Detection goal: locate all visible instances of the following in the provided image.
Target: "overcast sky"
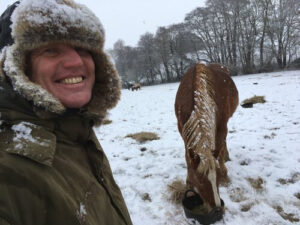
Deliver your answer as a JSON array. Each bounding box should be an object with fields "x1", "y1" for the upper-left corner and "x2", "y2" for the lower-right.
[{"x1": 0, "y1": 0, "x2": 205, "y2": 49}]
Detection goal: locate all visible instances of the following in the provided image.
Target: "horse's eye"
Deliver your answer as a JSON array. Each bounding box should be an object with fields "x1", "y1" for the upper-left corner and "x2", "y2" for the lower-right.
[
  {"x1": 189, "y1": 150, "x2": 201, "y2": 169},
  {"x1": 193, "y1": 154, "x2": 200, "y2": 165}
]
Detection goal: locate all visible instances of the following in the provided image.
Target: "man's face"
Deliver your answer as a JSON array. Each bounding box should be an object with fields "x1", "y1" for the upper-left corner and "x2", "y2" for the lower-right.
[{"x1": 29, "y1": 43, "x2": 95, "y2": 108}]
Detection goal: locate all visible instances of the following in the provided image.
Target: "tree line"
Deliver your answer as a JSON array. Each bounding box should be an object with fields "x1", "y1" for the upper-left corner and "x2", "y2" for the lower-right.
[{"x1": 109, "y1": 0, "x2": 300, "y2": 85}]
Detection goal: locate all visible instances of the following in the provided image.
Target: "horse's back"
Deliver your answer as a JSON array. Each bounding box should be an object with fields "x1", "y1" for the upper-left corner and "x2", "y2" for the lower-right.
[
  {"x1": 175, "y1": 62, "x2": 238, "y2": 134},
  {"x1": 207, "y1": 63, "x2": 239, "y2": 121},
  {"x1": 174, "y1": 66, "x2": 196, "y2": 134}
]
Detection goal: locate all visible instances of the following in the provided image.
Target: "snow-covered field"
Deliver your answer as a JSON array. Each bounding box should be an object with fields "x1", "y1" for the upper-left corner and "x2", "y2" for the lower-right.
[{"x1": 94, "y1": 70, "x2": 300, "y2": 225}]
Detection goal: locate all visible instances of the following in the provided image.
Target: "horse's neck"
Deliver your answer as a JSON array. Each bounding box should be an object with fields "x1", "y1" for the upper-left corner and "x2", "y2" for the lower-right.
[{"x1": 182, "y1": 65, "x2": 217, "y2": 174}]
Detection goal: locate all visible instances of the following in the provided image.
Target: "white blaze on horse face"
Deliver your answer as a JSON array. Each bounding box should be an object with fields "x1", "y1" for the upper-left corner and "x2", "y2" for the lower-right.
[{"x1": 207, "y1": 169, "x2": 221, "y2": 207}]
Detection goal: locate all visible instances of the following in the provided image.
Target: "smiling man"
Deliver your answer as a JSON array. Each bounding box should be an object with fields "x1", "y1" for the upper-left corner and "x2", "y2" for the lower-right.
[
  {"x1": 29, "y1": 44, "x2": 96, "y2": 108},
  {"x1": 0, "y1": 0, "x2": 132, "y2": 225}
]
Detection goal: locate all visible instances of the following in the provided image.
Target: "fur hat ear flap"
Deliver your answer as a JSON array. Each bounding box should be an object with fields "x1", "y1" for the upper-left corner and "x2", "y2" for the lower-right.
[
  {"x1": 0, "y1": 2, "x2": 20, "y2": 51},
  {"x1": 0, "y1": 47, "x2": 7, "y2": 81}
]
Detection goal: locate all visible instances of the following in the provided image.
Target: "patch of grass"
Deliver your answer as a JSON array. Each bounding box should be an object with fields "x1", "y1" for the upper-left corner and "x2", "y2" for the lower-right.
[
  {"x1": 143, "y1": 174, "x2": 152, "y2": 179},
  {"x1": 269, "y1": 127, "x2": 280, "y2": 130},
  {"x1": 229, "y1": 187, "x2": 248, "y2": 202},
  {"x1": 277, "y1": 172, "x2": 300, "y2": 185},
  {"x1": 167, "y1": 179, "x2": 188, "y2": 204},
  {"x1": 241, "y1": 95, "x2": 266, "y2": 108},
  {"x1": 277, "y1": 178, "x2": 287, "y2": 185},
  {"x1": 140, "y1": 147, "x2": 147, "y2": 152},
  {"x1": 126, "y1": 132, "x2": 160, "y2": 143},
  {"x1": 275, "y1": 206, "x2": 300, "y2": 223},
  {"x1": 123, "y1": 157, "x2": 131, "y2": 161},
  {"x1": 290, "y1": 172, "x2": 300, "y2": 183},
  {"x1": 142, "y1": 193, "x2": 152, "y2": 202},
  {"x1": 240, "y1": 159, "x2": 251, "y2": 166},
  {"x1": 102, "y1": 119, "x2": 112, "y2": 125},
  {"x1": 247, "y1": 177, "x2": 264, "y2": 191},
  {"x1": 263, "y1": 132, "x2": 276, "y2": 139},
  {"x1": 241, "y1": 203, "x2": 253, "y2": 212}
]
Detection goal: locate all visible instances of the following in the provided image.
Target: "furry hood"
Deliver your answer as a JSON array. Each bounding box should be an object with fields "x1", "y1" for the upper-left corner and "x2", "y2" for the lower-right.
[{"x1": 0, "y1": 0, "x2": 121, "y2": 120}]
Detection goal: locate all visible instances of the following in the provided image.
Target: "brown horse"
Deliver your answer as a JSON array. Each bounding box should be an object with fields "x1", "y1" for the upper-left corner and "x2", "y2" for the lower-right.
[
  {"x1": 131, "y1": 83, "x2": 141, "y2": 91},
  {"x1": 175, "y1": 62, "x2": 238, "y2": 215}
]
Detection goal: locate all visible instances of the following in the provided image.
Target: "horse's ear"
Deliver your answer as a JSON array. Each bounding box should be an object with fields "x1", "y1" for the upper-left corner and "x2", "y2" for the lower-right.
[{"x1": 189, "y1": 149, "x2": 200, "y2": 169}]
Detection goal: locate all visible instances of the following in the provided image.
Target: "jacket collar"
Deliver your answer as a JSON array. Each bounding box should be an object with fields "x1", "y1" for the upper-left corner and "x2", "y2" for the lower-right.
[
  {"x1": 0, "y1": 120, "x2": 57, "y2": 167},
  {"x1": 0, "y1": 82, "x2": 93, "y2": 166}
]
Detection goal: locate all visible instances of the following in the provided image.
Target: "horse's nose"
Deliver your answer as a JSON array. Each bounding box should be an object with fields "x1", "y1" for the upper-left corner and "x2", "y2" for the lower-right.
[
  {"x1": 208, "y1": 199, "x2": 225, "y2": 222},
  {"x1": 210, "y1": 206, "x2": 223, "y2": 219}
]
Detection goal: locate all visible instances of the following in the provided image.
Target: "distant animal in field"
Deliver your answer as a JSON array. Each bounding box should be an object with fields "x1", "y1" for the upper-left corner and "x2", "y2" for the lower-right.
[
  {"x1": 131, "y1": 83, "x2": 141, "y2": 91},
  {"x1": 174, "y1": 62, "x2": 238, "y2": 217},
  {"x1": 123, "y1": 81, "x2": 134, "y2": 90}
]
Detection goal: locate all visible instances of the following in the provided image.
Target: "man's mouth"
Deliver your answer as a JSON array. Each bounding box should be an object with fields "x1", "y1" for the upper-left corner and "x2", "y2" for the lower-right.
[{"x1": 60, "y1": 76, "x2": 83, "y2": 84}]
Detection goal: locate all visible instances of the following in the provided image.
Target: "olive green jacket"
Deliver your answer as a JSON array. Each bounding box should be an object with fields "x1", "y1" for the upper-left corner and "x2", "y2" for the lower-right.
[{"x1": 0, "y1": 82, "x2": 132, "y2": 225}]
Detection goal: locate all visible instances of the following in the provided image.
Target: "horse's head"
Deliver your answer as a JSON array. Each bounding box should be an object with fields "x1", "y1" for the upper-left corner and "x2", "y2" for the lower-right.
[{"x1": 185, "y1": 147, "x2": 224, "y2": 215}]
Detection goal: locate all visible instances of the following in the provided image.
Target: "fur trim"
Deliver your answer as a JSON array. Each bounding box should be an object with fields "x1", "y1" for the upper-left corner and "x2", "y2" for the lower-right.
[
  {"x1": 0, "y1": 47, "x2": 7, "y2": 81},
  {"x1": 0, "y1": 0, "x2": 121, "y2": 119}
]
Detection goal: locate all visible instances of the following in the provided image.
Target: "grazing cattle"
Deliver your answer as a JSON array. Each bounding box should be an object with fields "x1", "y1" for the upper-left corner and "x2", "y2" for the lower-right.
[
  {"x1": 175, "y1": 62, "x2": 238, "y2": 215},
  {"x1": 131, "y1": 83, "x2": 141, "y2": 91}
]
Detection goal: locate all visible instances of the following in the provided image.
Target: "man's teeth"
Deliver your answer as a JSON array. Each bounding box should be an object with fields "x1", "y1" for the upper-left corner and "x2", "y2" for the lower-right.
[{"x1": 61, "y1": 77, "x2": 83, "y2": 84}]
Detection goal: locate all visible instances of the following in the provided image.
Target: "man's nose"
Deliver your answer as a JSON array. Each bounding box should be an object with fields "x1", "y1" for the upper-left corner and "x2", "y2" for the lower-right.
[{"x1": 61, "y1": 48, "x2": 84, "y2": 68}]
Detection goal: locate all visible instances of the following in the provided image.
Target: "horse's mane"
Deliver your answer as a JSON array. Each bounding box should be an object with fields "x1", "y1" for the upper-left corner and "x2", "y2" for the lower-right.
[{"x1": 182, "y1": 64, "x2": 217, "y2": 175}]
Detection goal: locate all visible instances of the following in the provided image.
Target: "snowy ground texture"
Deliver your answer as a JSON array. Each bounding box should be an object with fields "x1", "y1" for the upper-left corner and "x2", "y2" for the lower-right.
[{"x1": 94, "y1": 70, "x2": 300, "y2": 225}]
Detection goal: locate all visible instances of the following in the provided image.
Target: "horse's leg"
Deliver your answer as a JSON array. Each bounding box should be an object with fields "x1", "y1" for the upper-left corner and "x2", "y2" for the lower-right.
[{"x1": 215, "y1": 124, "x2": 230, "y2": 184}]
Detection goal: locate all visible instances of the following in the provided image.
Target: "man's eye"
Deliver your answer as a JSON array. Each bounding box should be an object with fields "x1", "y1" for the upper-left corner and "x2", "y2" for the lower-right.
[
  {"x1": 43, "y1": 48, "x2": 59, "y2": 55},
  {"x1": 75, "y1": 48, "x2": 91, "y2": 57}
]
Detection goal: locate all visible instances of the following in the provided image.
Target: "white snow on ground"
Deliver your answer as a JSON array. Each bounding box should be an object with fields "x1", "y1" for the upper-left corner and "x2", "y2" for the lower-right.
[{"x1": 94, "y1": 70, "x2": 300, "y2": 225}]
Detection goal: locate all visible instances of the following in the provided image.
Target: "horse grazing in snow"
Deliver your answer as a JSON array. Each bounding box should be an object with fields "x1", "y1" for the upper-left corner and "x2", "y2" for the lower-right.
[
  {"x1": 131, "y1": 83, "x2": 141, "y2": 91},
  {"x1": 175, "y1": 62, "x2": 238, "y2": 215}
]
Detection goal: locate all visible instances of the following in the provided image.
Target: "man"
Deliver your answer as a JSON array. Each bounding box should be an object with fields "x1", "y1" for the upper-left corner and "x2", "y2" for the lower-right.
[{"x1": 0, "y1": 0, "x2": 132, "y2": 224}]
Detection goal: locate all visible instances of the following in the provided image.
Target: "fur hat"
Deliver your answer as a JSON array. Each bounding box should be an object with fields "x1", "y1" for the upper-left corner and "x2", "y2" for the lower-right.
[{"x1": 0, "y1": 0, "x2": 121, "y2": 119}]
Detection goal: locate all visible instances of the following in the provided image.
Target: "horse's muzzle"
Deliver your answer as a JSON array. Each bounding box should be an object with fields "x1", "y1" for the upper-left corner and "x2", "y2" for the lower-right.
[{"x1": 182, "y1": 189, "x2": 224, "y2": 225}]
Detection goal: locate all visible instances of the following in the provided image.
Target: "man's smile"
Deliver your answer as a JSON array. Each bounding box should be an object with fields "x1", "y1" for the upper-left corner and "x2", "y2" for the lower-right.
[{"x1": 59, "y1": 76, "x2": 84, "y2": 84}]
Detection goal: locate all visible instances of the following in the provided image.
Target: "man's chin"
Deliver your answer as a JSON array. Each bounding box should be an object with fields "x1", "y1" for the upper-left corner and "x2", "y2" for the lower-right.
[{"x1": 58, "y1": 94, "x2": 92, "y2": 109}]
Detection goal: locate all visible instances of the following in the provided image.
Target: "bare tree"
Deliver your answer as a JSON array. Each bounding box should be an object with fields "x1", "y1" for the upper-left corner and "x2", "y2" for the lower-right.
[
  {"x1": 185, "y1": 7, "x2": 220, "y2": 63},
  {"x1": 111, "y1": 40, "x2": 140, "y2": 83},
  {"x1": 110, "y1": 0, "x2": 300, "y2": 82},
  {"x1": 138, "y1": 33, "x2": 160, "y2": 84},
  {"x1": 111, "y1": 40, "x2": 130, "y2": 80},
  {"x1": 266, "y1": 0, "x2": 300, "y2": 68},
  {"x1": 155, "y1": 27, "x2": 173, "y2": 82},
  {"x1": 168, "y1": 23, "x2": 195, "y2": 80}
]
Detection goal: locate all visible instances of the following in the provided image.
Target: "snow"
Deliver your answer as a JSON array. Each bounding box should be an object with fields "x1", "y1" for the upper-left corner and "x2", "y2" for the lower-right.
[
  {"x1": 11, "y1": 122, "x2": 51, "y2": 149},
  {"x1": 77, "y1": 203, "x2": 87, "y2": 220},
  {"x1": 11, "y1": 0, "x2": 104, "y2": 37},
  {"x1": 12, "y1": 121, "x2": 37, "y2": 144},
  {"x1": 94, "y1": 70, "x2": 300, "y2": 225}
]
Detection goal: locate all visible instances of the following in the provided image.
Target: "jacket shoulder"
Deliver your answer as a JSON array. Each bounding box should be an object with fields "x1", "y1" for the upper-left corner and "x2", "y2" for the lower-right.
[
  {"x1": 0, "y1": 217, "x2": 11, "y2": 225},
  {"x1": 0, "y1": 121, "x2": 56, "y2": 166}
]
